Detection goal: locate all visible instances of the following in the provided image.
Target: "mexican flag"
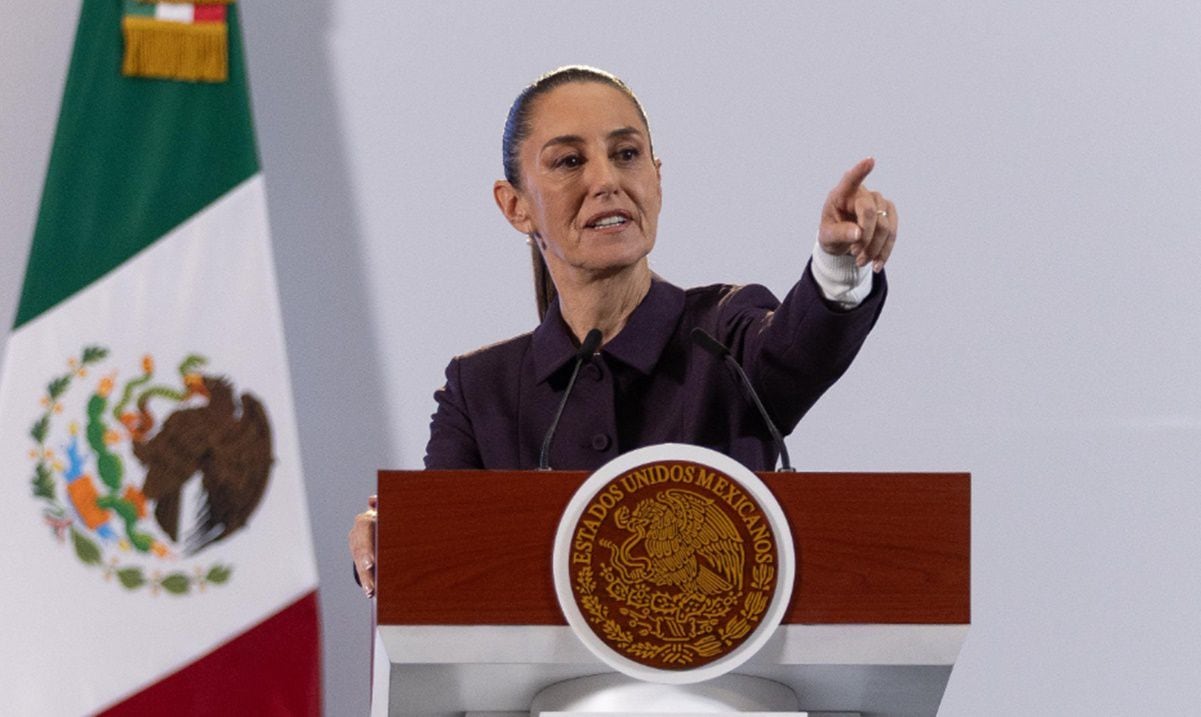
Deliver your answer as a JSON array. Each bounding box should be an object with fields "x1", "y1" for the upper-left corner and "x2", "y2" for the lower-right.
[{"x1": 0, "y1": 1, "x2": 321, "y2": 714}]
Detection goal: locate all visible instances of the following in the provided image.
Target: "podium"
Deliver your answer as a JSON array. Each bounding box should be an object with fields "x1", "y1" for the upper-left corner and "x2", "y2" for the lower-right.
[{"x1": 374, "y1": 470, "x2": 969, "y2": 717}]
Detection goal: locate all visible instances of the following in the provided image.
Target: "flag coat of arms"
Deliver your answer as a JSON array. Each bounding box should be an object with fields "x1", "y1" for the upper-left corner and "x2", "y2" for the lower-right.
[{"x1": 0, "y1": 1, "x2": 321, "y2": 713}]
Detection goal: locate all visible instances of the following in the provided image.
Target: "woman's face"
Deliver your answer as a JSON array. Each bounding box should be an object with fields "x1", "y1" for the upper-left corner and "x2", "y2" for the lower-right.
[{"x1": 500, "y1": 82, "x2": 662, "y2": 283}]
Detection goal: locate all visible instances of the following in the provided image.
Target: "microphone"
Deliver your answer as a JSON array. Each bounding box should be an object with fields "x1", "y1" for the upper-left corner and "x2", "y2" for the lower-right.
[
  {"x1": 690, "y1": 327, "x2": 794, "y2": 472},
  {"x1": 539, "y1": 328, "x2": 603, "y2": 470}
]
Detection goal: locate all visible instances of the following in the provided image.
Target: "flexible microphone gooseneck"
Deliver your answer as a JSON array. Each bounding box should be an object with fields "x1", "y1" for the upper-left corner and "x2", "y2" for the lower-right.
[
  {"x1": 690, "y1": 327, "x2": 794, "y2": 472},
  {"x1": 539, "y1": 328, "x2": 603, "y2": 470}
]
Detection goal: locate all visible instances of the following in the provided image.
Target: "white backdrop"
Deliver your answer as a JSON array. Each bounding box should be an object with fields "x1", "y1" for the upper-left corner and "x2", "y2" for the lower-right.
[{"x1": 3, "y1": 2, "x2": 1200, "y2": 714}]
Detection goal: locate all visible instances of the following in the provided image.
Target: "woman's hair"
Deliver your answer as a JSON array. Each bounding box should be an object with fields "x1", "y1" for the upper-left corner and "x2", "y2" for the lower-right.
[{"x1": 501, "y1": 66, "x2": 651, "y2": 321}]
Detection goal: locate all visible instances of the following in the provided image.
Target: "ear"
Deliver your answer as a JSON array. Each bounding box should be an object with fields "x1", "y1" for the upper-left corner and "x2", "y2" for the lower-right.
[
  {"x1": 493, "y1": 180, "x2": 535, "y2": 235},
  {"x1": 654, "y1": 156, "x2": 663, "y2": 197}
]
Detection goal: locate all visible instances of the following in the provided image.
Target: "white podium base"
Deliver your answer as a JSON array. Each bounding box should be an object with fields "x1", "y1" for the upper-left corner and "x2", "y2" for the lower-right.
[
  {"x1": 381, "y1": 624, "x2": 964, "y2": 716},
  {"x1": 530, "y1": 673, "x2": 799, "y2": 715}
]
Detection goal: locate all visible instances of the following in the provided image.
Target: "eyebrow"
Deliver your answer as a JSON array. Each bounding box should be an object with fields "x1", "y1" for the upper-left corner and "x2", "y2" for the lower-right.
[{"x1": 540, "y1": 126, "x2": 645, "y2": 152}]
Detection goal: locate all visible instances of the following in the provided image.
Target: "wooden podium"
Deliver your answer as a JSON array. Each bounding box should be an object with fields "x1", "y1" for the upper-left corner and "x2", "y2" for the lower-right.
[{"x1": 374, "y1": 470, "x2": 969, "y2": 717}]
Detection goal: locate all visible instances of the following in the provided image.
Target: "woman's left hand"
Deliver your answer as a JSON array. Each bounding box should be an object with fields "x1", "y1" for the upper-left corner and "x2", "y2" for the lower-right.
[
  {"x1": 817, "y1": 157, "x2": 898, "y2": 273},
  {"x1": 348, "y1": 494, "x2": 378, "y2": 598}
]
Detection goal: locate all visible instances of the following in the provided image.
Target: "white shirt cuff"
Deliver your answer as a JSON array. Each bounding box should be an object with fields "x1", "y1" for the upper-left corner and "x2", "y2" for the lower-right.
[{"x1": 810, "y1": 239, "x2": 873, "y2": 309}]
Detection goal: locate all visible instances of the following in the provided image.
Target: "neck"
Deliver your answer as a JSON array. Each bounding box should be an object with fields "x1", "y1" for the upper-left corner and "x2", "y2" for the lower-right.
[{"x1": 554, "y1": 261, "x2": 652, "y2": 346}]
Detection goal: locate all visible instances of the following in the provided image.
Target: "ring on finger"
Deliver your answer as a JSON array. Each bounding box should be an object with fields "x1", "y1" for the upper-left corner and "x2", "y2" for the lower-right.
[{"x1": 876, "y1": 209, "x2": 888, "y2": 218}]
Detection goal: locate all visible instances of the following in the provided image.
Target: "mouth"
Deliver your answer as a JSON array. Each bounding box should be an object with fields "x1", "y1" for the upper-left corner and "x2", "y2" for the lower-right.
[{"x1": 583, "y1": 210, "x2": 634, "y2": 230}]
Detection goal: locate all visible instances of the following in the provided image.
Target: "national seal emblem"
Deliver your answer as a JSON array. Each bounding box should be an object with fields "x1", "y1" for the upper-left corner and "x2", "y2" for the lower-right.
[
  {"x1": 27, "y1": 346, "x2": 273, "y2": 595},
  {"x1": 554, "y1": 444, "x2": 795, "y2": 683}
]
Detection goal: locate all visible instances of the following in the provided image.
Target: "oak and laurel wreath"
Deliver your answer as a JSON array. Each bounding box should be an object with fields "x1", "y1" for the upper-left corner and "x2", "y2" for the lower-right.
[
  {"x1": 29, "y1": 345, "x2": 232, "y2": 595},
  {"x1": 574, "y1": 562, "x2": 774, "y2": 666}
]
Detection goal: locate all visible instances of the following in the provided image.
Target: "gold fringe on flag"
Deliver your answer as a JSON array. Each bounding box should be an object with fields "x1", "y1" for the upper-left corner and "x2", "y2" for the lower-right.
[{"x1": 122, "y1": 16, "x2": 228, "y2": 83}]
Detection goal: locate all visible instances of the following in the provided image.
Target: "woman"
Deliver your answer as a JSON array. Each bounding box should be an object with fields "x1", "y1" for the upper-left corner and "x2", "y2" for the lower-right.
[{"x1": 350, "y1": 66, "x2": 897, "y2": 597}]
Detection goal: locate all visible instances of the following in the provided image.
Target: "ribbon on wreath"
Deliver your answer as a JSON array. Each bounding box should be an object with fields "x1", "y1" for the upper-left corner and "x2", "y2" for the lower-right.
[{"x1": 122, "y1": 0, "x2": 236, "y2": 83}]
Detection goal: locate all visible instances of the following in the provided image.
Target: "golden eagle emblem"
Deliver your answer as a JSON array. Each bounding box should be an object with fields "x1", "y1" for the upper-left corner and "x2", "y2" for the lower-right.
[
  {"x1": 608, "y1": 489, "x2": 744, "y2": 597},
  {"x1": 568, "y1": 460, "x2": 780, "y2": 670}
]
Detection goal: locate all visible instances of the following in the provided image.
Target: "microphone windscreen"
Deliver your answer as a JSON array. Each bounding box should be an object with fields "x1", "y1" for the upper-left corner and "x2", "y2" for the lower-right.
[
  {"x1": 578, "y1": 328, "x2": 603, "y2": 358},
  {"x1": 690, "y1": 327, "x2": 729, "y2": 358}
]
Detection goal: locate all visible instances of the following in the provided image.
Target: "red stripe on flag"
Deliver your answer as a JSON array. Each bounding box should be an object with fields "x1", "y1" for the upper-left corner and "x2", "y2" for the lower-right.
[
  {"x1": 193, "y1": 5, "x2": 228, "y2": 22},
  {"x1": 98, "y1": 592, "x2": 322, "y2": 716}
]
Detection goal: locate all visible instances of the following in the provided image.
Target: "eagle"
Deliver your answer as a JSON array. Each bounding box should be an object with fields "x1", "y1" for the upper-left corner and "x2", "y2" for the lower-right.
[
  {"x1": 610, "y1": 488, "x2": 745, "y2": 596},
  {"x1": 132, "y1": 375, "x2": 273, "y2": 555}
]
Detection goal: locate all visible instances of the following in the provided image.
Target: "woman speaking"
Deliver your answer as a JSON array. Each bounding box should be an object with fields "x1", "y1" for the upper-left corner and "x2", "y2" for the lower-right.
[{"x1": 350, "y1": 66, "x2": 898, "y2": 596}]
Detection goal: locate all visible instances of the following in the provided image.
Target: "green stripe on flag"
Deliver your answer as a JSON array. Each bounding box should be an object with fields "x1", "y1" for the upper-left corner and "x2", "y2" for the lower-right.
[
  {"x1": 122, "y1": 0, "x2": 154, "y2": 18},
  {"x1": 16, "y1": 0, "x2": 258, "y2": 329}
]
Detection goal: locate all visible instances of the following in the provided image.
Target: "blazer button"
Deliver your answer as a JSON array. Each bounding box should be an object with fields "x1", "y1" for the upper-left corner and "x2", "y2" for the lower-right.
[{"x1": 590, "y1": 433, "x2": 611, "y2": 451}]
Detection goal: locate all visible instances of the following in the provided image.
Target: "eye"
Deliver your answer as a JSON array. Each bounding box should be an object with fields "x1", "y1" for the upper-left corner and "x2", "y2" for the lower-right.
[
  {"x1": 554, "y1": 154, "x2": 583, "y2": 169},
  {"x1": 615, "y1": 147, "x2": 640, "y2": 162}
]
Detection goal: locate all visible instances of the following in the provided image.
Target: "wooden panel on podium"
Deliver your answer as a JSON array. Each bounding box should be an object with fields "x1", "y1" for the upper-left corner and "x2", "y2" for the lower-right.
[{"x1": 377, "y1": 471, "x2": 969, "y2": 626}]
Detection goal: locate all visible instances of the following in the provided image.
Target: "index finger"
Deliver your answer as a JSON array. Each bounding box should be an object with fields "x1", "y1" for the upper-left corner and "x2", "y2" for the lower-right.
[{"x1": 830, "y1": 157, "x2": 876, "y2": 201}]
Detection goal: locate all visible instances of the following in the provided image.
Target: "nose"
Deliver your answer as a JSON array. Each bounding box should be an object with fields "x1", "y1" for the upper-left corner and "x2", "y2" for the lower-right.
[{"x1": 585, "y1": 156, "x2": 620, "y2": 197}]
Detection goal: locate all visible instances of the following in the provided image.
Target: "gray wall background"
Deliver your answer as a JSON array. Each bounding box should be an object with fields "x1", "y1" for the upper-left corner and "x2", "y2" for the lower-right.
[{"x1": 3, "y1": 2, "x2": 1199, "y2": 714}]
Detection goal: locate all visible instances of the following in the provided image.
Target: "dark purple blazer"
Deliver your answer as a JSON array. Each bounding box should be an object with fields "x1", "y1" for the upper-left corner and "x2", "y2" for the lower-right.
[{"x1": 425, "y1": 264, "x2": 886, "y2": 472}]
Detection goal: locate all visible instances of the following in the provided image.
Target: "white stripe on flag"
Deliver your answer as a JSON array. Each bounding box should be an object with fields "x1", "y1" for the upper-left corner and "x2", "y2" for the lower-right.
[{"x1": 155, "y1": 3, "x2": 195, "y2": 23}]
